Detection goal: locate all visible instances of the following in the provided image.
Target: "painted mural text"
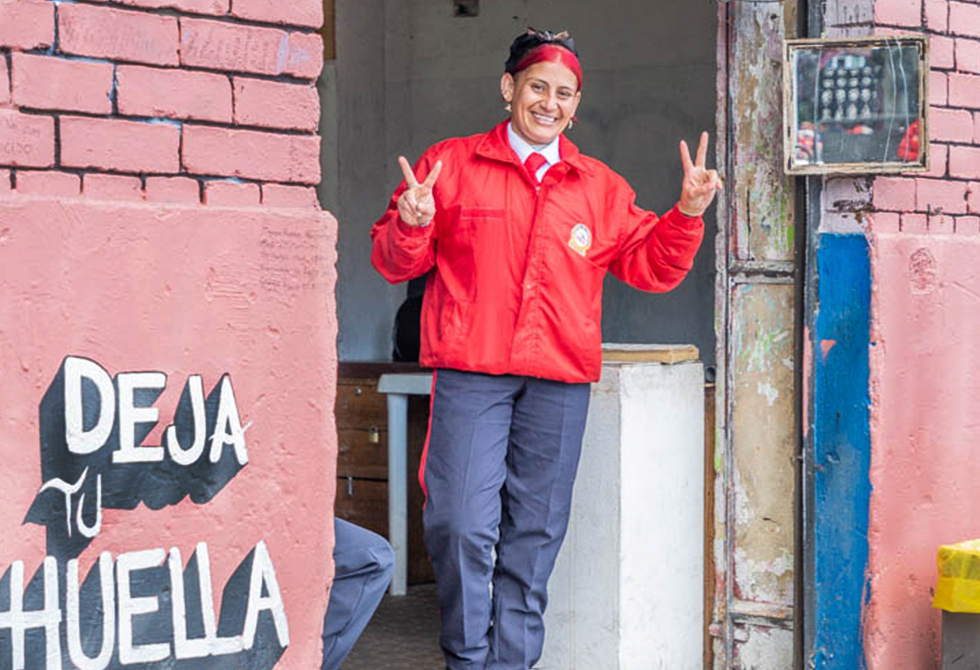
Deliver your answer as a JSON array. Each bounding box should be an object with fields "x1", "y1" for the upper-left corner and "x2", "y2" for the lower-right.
[
  {"x1": 32, "y1": 356, "x2": 249, "y2": 544},
  {"x1": 0, "y1": 540, "x2": 288, "y2": 669}
]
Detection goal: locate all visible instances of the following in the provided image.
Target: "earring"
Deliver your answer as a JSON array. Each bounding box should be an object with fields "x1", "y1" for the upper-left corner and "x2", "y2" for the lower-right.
[
  {"x1": 567, "y1": 119, "x2": 574, "y2": 130},
  {"x1": 505, "y1": 103, "x2": 512, "y2": 113}
]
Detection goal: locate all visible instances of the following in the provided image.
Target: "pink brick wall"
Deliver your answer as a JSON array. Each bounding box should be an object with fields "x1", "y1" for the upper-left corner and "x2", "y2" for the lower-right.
[
  {"x1": 0, "y1": 0, "x2": 323, "y2": 207},
  {"x1": 867, "y1": 0, "x2": 980, "y2": 233}
]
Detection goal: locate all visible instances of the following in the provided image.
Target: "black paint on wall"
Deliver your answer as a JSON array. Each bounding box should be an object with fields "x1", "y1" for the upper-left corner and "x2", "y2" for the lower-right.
[{"x1": 24, "y1": 358, "x2": 246, "y2": 560}]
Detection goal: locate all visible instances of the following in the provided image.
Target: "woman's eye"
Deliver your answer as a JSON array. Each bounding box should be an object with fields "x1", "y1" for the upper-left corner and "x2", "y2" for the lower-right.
[{"x1": 532, "y1": 84, "x2": 545, "y2": 92}]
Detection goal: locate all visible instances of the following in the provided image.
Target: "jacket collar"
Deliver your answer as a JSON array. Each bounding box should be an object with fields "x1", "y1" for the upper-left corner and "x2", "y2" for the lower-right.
[{"x1": 476, "y1": 121, "x2": 592, "y2": 176}]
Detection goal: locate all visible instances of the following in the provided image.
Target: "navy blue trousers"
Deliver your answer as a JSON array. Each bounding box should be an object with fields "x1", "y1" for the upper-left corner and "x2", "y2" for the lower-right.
[
  {"x1": 321, "y1": 518, "x2": 394, "y2": 670},
  {"x1": 422, "y1": 369, "x2": 590, "y2": 670}
]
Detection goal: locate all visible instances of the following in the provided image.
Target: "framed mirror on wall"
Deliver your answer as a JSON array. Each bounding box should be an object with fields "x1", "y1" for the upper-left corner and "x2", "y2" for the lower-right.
[{"x1": 783, "y1": 35, "x2": 929, "y2": 175}]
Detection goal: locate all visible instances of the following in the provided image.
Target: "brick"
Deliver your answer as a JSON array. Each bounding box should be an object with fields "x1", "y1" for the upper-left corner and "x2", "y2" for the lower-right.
[
  {"x1": 182, "y1": 125, "x2": 320, "y2": 184},
  {"x1": 59, "y1": 4, "x2": 179, "y2": 66},
  {"x1": 902, "y1": 212, "x2": 929, "y2": 232},
  {"x1": 284, "y1": 32, "x2": 323, "y2": 79},
  {"x1": 15, "y1": 170, "x2": 80, "y2": 196},
  {"x1": 0, "y1": 110, "x2": 54, "y2": 168},
  {"x1": 929, "y1": 213, "x2": 955, "y2": 233},
  {"x1": 83, "y1": 173, "x2": 144, "y2": 202},
  {"x1": 951, "y1": 2, "x2": 980, "y2": 37},
  {"x1": 869, "y1": 211, "x2": 901, "y2": 233},
  {"x1": 957, "y1": 37, "x2": 980, "y2": 73},
  {"x1": 926, "y1": 0, "x2": 949, "y2": 30},
  {"x1": 930, "y1": 71, "x2": 948, "y2": 106},
  {"x1": 61, "y1": 116, "x2": 180, "y2": 174},
  {"x1": 0, "y1": 169, "x2": 10, "y2": 192},
  {"x1": 117, "y1": 65, "x2": 232, "y2": 123},
  {"x1": 233, "y1": 78, "x2": 319, "y2": 131},
  {"x1": 925, "y1": 142, "x2": 948, "y2": 178},
  {"x1": 932, "y1": 35, "x2": 956, "y2": 69},
  {"x1": 0, "y1": 54, "x2": 8, "y2": 106},
  {"x1": 971, "y1": 182, "x2": 980, "y2": 213},
  {"x1": 956, "y1": 214, "x2": 980, "y2": 232},
  {"x1": 0, "y1": 0, "x2": 54, "y2": 50},
  {"x1": 145, "y1": 176, "x2": 200, "y2": 204},
  {"x1": 262, "y1": 183, "x2": 318, "y2": 208},
  {"x1": 873, "y1": 176, "x2": 918, "y2": 211},
  {"x1": 204, "y1": 180, "x2": 259, "y2": 206},
  {"x1": 930, "y1": 106, "x2": 975, "y2": 141},
  {"x1": 11, "y1": 53, "x2": 112, "y2": 114},
  {"x1": 916, "y1": 177, "x2": 969, "y2": 213},
  {"x1": 180, "y1": 18, "x2": 322, "y2": 79},
  {"x1": 874, "y1": 0, "x2": 923, "y2": 26},
  {"x1": 823, "y1": 177, "x2": 873, "y2": 211},
  {"x1": 114, "y1": 0, "x2": 228, "y2": 16},
  {"x1": 976, "y1": 112, "x2": 980, "y2": 142},
  {"x1": 950, "y1": 146, "x2": 980, "y2": 178},
  {"x1": 230, "y1": 0, "x2": 323, "y2": 28},
  {"x1": 949, "y1": 72, "x2": 980, "y2": 107}
]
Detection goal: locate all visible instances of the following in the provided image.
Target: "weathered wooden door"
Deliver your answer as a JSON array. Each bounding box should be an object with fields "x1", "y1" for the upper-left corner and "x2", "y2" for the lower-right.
[{"x1": 712, "y1": 1, "x2": 801, "y2": 667}]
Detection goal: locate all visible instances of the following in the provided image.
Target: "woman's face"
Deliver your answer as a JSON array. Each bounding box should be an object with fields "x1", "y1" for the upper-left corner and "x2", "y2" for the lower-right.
[{"x1": 501, "y1": 60, "x2": 581, "y2": 146}]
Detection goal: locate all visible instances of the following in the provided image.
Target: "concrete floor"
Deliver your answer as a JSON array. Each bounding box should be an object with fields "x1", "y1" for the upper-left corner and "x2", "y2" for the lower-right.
[{"x1": 342, "y1": 583, "x2": 445, "y2": 669}]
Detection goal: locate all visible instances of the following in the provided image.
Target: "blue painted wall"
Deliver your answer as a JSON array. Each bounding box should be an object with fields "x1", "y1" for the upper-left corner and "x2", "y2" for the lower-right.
[{"x1": 812, "y1": 233, "x2": 872, "y2": 668}]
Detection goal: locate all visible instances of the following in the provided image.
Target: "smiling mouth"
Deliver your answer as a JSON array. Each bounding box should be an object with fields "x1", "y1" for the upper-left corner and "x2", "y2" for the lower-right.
[{"x1": 532, "y1": 112, "x2": 558, "y2": 126}]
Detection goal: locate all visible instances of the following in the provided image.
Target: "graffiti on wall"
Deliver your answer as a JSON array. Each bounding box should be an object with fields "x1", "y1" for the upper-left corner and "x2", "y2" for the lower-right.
[{"x1": 1, "y1": 356, "x2": 289, "y2": 669}]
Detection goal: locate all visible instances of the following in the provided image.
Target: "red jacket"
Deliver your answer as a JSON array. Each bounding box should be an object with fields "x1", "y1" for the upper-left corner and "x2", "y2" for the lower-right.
[{"x1": 371, "y1": 122, "x2": 704, "y2": 383}]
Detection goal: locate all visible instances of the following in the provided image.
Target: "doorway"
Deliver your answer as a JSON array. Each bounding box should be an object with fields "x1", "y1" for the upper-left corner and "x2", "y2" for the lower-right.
[{"x1": 319, "y1": 0, "x2": 720, "y2": 666}]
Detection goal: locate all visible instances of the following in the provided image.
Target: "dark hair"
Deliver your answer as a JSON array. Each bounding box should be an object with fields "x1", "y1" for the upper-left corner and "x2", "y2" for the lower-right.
[{"x1": 504, "y1": 28, "x2": 578, "y2": 75}]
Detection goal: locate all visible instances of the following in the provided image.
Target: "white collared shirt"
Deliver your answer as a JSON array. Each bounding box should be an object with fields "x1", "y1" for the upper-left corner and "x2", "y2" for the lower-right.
[{"x1": 507, "y1": 122, "x2": 561, "y2": 183}]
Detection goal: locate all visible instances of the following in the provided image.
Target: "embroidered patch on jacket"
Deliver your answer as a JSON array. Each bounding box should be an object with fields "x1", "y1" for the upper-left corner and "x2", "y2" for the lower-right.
[{"x1": 568, "y1": 223, "x2": 592, "y2": 257}]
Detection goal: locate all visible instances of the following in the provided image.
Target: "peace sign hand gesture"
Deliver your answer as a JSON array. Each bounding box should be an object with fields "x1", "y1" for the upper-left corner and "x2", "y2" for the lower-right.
[
  {"x1": 678, "y1": 132, "x2": 723, "y2": 218},
  {"x1": 397, "y1": 156, "x2": 443, "y2": 227}
]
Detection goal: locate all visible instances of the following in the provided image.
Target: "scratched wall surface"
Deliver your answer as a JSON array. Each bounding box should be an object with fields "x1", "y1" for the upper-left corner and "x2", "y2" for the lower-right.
[
  {"x1": 730, "y1": 283, "x2": 796, "y2": 608},
  {"x1": 0, "y1": 197, "x2": 338, "y2": 669},
  {"x1": 864, "y1": 235, "x2": 980, "y2": 670},
  {"x1": 730, "y1": 6, "x2": 797, "y2": 263},
  {"x1": 717, "y1": 0, "x2": 799, "y2": 666}
]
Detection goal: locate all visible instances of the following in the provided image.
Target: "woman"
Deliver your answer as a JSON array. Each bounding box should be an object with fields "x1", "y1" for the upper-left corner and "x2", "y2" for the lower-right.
[{"x1": 371, "y1": 29, "x2": 721, "y2": 670}]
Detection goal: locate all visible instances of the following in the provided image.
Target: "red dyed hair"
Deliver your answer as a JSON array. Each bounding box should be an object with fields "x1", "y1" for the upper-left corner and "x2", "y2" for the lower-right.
[{"x1": 514, "y1": 45, "x2": 583, "y2": 90}]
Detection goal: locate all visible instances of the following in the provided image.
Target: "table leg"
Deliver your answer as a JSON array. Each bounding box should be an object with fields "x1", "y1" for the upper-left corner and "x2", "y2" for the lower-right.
[{"x1": 386, "y1": 393, "x2": 408, "y2": 596}]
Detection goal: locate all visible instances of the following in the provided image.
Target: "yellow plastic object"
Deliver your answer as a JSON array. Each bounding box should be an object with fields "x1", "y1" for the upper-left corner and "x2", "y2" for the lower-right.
[{"x1": 934, "y1": 539, "x2": 980, "y2": 613}]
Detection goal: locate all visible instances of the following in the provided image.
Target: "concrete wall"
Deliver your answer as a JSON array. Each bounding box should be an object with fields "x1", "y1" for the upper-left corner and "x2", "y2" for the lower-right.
[
  {"x1": 543, "y1": 356, "x2": 704, "y2": 669},
  {"x1": 0, "y1": 1, "x2": 338, "y2": 666},
  {"x1": 334, "y1": 0, "x2": 718, "y2": 366},
  {"x1": 810, "y1": 0, "x2": 980, "y2": 667}
]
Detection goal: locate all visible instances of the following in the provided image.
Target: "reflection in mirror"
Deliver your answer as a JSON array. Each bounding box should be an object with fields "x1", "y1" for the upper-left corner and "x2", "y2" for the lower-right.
[{"x1": 786, "y1": 37, "x2": 927, "y2": 174}]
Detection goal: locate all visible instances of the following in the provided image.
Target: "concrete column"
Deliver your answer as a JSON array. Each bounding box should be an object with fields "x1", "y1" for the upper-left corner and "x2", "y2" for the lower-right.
[{"x1": 541, "y1": 345, "x2": 704, "y2": 670}]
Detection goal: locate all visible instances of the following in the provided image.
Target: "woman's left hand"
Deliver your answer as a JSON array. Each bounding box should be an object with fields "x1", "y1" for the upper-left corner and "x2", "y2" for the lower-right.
[{"x1": 678, "y1": 131, "x2": 723, "y2": 217}]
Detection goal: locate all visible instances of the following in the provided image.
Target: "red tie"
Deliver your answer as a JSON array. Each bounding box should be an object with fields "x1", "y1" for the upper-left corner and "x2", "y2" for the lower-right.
[{"x1": 524, "y1": 152, "x2": 547, "y2": 184}]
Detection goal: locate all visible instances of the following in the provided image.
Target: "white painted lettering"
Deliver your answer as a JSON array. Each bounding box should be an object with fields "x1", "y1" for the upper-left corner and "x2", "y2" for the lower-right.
[
  {"x1": 113, "y1": 372, "x2": 166, "y2": 464},
  {"x1": 0, "y1": 558, "x2": 63, "y2": 670},
  {"x1": 164, "y1": 375, "x2": 207, "y2": 466},
  {"x1": 241, "y1": 541, "x2": 289, "y2": 650},
  {"x1": 209, "y1": 376, "x2": 249, "y2": 465},
  {"x1": 66, "y1": 553, "x2": 115, "y2": 670},
  {"x1": 117, "y1": 548, "x2": 170, "y2": 664},
  {"x1": 169, "y1": 543, "x2": 243, "y2": 659},
  {"x1": 65, "y1": 357, "x2": 115, "y2": 455}
]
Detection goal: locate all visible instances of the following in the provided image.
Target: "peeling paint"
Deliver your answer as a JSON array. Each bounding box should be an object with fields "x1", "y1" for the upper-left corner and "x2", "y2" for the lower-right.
[
  {"x1": 731, "y1": 283, "x2": 796, "y2": 607},
  {"x1": 733, "y1": 625, "x2": 795, "y2": 670},
  {"x1": 756, "y1": 380, "x2": 780, "y2": 406}
]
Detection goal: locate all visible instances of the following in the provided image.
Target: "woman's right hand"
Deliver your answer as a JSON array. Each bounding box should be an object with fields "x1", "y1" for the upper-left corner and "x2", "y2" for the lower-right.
[{"x1": 397, "y1": 156, "x2": 443, "y2": 226}]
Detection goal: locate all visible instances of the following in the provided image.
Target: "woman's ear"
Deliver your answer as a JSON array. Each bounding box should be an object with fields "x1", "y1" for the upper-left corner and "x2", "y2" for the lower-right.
[{"x1": 500, "y1": 72, "x2": 515, "y2": 102}]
